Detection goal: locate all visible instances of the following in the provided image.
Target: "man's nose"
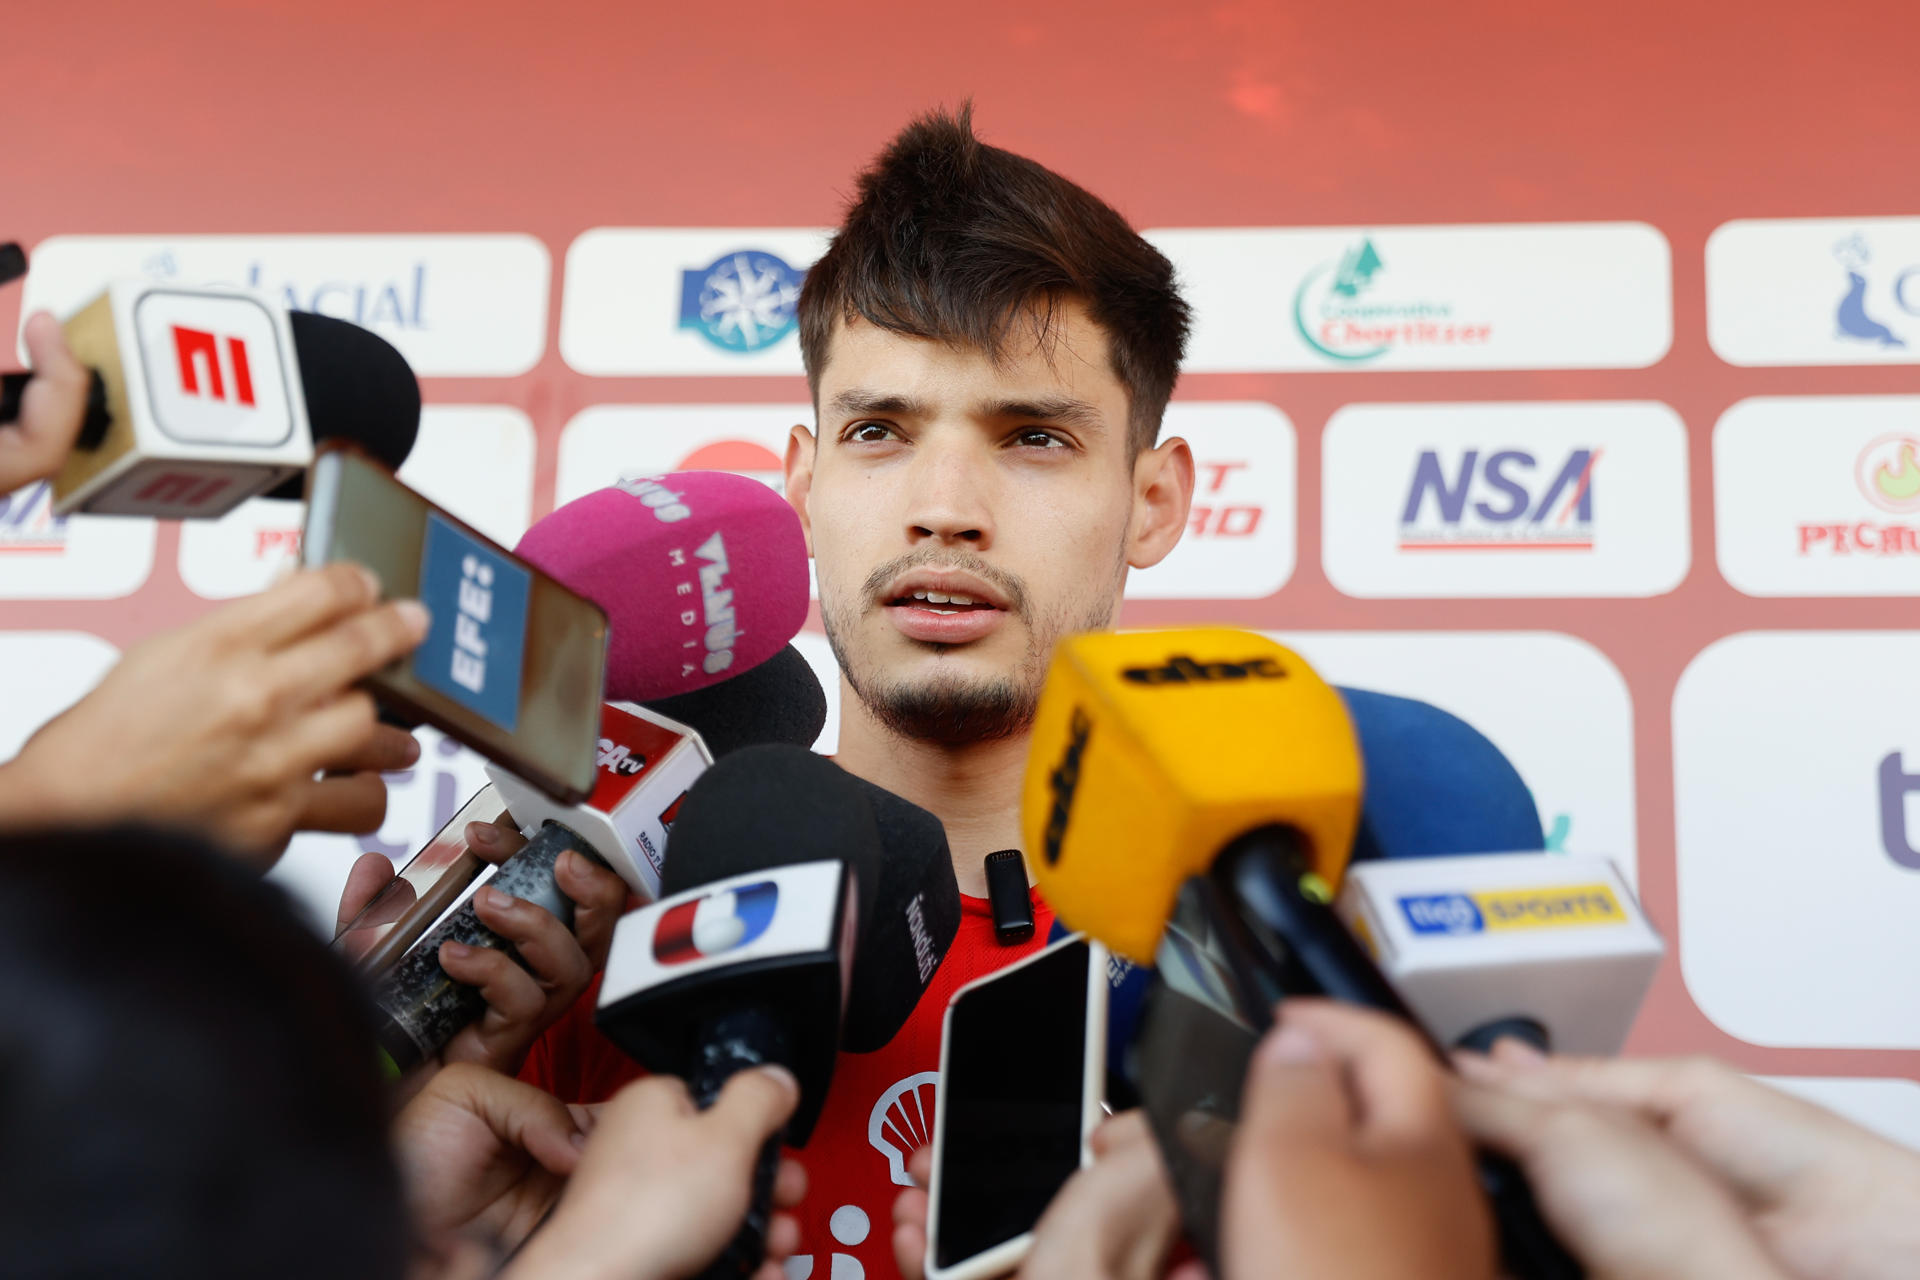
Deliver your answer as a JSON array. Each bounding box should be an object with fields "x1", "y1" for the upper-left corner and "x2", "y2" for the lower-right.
[{"x1": 902, "y1": 439, "x2": 995, "y2": 549}]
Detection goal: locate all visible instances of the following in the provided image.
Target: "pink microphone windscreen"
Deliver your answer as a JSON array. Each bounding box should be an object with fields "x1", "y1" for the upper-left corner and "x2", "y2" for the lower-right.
[{"x1": 515, "y1": 472, "x2": 810, "y2": 701}]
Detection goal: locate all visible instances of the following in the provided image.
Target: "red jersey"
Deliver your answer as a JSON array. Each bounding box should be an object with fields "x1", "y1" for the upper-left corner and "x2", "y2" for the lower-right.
[{"x1": 521, "y1": 886, "x2": 1055, "y2": 1280}]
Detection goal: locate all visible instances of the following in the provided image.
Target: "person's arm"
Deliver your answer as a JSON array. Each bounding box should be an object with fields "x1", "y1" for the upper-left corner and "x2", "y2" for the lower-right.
[
  {"x1": 337, "y1": 816, "x2": 629, "y2": 1081},
  {"x1": 0, "y1": 312, "x2": 90, "y2": 493},
  {"x1": 502, "y1": 1067, "x2": 808, "y2": 1280},
  {"x1": 1457, "y1": 1043, "x2": 1920, "y2": 1280},
  {"x1": 1221, "y1": 999, "x2": 1495, "y2": 1280},
  {"x1": 0, "y1": 562, "x2": 428, "y2": 867}
]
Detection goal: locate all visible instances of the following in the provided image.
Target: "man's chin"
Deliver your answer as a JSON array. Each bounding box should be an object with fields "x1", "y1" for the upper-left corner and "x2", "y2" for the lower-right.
[{"x1": 858, "y1": 668, "x2": 1037, "y2": 747}]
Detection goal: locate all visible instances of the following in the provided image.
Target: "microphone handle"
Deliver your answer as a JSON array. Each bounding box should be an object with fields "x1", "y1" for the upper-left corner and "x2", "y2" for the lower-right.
[
  {"x1": 688, "y1": 1006, "x2": 792, "y2": 1280},
  {"x1": 0, "y1": 367, "x2": 114, "y2": 449},
  {"x1": 1210, "y1": 828, "x2": 1585, "y2": 1280},
  {"x1": 368, "y1": 821, "x2": 589, "y2": 1072}
]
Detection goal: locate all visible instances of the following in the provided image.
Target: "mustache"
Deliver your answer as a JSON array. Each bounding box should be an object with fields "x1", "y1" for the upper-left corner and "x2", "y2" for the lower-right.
[{"x1": 862, "y1": 550, "x2": 1029, "y2": 622}]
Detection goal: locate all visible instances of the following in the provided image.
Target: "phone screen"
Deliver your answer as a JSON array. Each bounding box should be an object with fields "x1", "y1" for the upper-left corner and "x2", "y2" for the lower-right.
[
  {"x1": 933, "y1": 938, "x2": 1091, "y2": 1270},
  {"x1": 303, "y1": 446, "x2": 607, "y2": 801}
]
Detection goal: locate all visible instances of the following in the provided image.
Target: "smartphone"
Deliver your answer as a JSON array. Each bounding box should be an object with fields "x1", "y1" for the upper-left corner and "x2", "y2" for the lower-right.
[
  {"x1": 924, "y1": 934, "x2": 1109, "y2": 1280},
  {"x1": 302, "y1": 444, "x2": 608, "y2": 803},
  {"x1": 333, "y1": 784, "x2": 509, "y2": 976}
]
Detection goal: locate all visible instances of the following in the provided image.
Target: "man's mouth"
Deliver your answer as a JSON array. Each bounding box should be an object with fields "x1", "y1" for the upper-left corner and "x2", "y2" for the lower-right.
[{"x1": 886, "y1": 590, "x2": 1002, "y2": 616}]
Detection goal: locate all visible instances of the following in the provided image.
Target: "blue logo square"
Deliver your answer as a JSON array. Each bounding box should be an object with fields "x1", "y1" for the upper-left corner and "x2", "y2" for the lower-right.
[
  {"x1": 414, "y1": 513, "x2": 529, "y2": 732},
  {"x1": 1398, "y1": 893, "x2": 1485, "y2": 936}
]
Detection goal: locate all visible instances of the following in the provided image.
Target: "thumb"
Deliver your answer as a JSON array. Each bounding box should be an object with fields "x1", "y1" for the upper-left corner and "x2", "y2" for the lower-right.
[
  {"x1": 707, "y1": 1065, "x2": 801, "y2": 1152},
  {"x1": 1450, "y1": 1077, "x2": 1549, "y2": 1162},
  {"x1": 1237, "y1": 1020, "x2": 1353, "y2": 1151},
  {"x1": 21, "y1": 312, "x2": 85, "y2": 387}
]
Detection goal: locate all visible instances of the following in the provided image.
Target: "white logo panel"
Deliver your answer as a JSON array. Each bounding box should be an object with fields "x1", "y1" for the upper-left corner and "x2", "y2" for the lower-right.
[
  {"x1": 1130, "y1": 403, "x2": 1294, "y2": 599},
  {"x1": 1323, "y1": 402, "x2": 1691, "y2": 598},
  {"x1": 22, "y1": 234, "x2": 548, "y2": 376},
  {"x1": 1715, "y1": 396, "x2": 1920, "y2": 596},
  {"x1": 0, "y1": 481, "x2": 154, "y2": 599},
  {"x1": 1674, "y1": 633, "x2": 1920, "y2": 1047},
  {"x1": 560, "y1": 229, "x2": 830, "y2": 376},
  {"x1": 134, "y1": 289, "x2": 295, "y2": 446},
  {"x1": 1707, "y1": 219, "x2": 1920, "y2": 366},
  {"x1": 1150, "y1": 223, "x2": 1671, "y2": 372},
  {"x1": 1271, "y1": 631, "x2": 1638, "y2": 886},
  {"x1": 0, "y1": 632, "x2": 120, "y2": 761},
  {"x1": 179, "y1": 406, "x2": 536, "y2": 599}
]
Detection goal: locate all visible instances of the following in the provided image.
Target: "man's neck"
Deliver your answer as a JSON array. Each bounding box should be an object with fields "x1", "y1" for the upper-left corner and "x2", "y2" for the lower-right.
[{"x1": 831, "y1": 677, "x2": 1033, "y2": 898}]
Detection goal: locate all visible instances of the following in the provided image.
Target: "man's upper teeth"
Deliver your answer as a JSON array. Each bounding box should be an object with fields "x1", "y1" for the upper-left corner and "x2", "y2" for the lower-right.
[{"x1": 911, "y1": 590, "x2": 977, "y2": 605}]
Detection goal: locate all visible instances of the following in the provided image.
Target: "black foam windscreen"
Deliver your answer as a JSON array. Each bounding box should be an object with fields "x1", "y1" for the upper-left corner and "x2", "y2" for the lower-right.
[
  {"x1": 840, "y1": 775, "x2": 962, "y2": 1053},
  {"x1": 639, "y1": 644, "x2": 827, "y2": 756},
  {"x1": 660, "y1": 744, "x2": 881, "y2": 936},
  {"x1": 262, "y1": 310, "x2": 421, "y2": 500}
]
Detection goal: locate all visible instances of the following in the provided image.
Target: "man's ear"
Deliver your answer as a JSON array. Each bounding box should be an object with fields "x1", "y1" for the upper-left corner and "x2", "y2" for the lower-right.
[
  {"x1": 783, "y1": 423, "x2": 817, "y2": 556},
  {"x1": 1127, "y1": 435, "x2": 1194, "y2": 570}
]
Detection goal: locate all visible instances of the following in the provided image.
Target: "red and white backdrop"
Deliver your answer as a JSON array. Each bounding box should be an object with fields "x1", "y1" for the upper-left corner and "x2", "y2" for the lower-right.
[{"x1": 6, "y1": 1, "x2": 1920, "y2": 1134}]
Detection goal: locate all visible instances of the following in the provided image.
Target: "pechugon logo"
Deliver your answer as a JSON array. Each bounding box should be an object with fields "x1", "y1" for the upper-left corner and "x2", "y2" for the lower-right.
[
  {"x1": 678, "y1": 250, "x2": 806, "y2": 353},
  {"x1": 1291, "y1": 237, "x2": 1491, "y2": 365},
  {"x1": 1857, "y1": 435, "x2": 1920, "y2": 515}
]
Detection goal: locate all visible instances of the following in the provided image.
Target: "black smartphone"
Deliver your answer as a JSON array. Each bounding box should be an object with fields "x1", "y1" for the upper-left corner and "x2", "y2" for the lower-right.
[{"x1": 302, "y1": 443, "x2": 607, "y2": 803}]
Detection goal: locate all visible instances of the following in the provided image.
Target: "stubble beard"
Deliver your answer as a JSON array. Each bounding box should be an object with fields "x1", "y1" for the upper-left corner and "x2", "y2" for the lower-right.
[{"x1": 821, "y1": 548, "x2": 1125, "y2": 748}]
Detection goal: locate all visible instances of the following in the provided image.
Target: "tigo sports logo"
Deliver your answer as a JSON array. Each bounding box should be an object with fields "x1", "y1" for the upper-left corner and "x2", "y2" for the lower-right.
[
  {"x1": 1323, "y1": 402, "x2": 1689, "y2": 598},
  {"x1": 1708, "y1": 219, "x2": 1920, "y2": 367},
  {"x1": 1399, "y1": 447, "x2": 1599, "y2": 553},
  {"x1": 678, "y1": 250, "x2": 805, "y2": 353},
  {"x1": 653, "y1": 881, "x2": 779, "y2": 965},
  {"x1": 1399, "y1": 885, "x2": 1627, "y2": 936},
  {"x1": 1714, "y1": 397, "x2": 1920, "y2": 596},
  {"x1": 1149, "y1": 223, "x2": 1671, "y2": 373},
  {"x1": 1293, "y1": 236, "x2": 1490, "y2": 366}
]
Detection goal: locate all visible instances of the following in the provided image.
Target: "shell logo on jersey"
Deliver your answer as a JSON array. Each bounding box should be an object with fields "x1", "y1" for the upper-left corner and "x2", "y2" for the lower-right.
[
  {"x1": 652, "y1": 881, "x2": 779, "y2": 966},
  {"x1": 867, "y1": 1070, "x2": 939, "y2": 1188},
  {"x1": 1398, "y1": 884, "x2": 1626, "y2": 936}
]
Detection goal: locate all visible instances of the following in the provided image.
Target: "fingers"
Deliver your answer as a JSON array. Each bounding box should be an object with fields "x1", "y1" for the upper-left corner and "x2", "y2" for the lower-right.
[
  {"x1": 4, "y1": 313, "x2": 90, "y2": 489},
  {"x1": 471, "y1": 885, "x2": 592, "y2": 1002},
  {"x1": 467, "y1": 815, "x2": 529, "y2": 866},
  {"x1": 772, "y1": 1157, "x2": 808, "y2": 1210},
  {"x1": 336, "y1": 850, "x2": 401, "y2": 934},
  {"x1": 1272, "y1": 1000, "x2": 1451, "y2": 1147},
  {"x1": 555, "y1": 847, "x2": 631, "y2": 968},
  {"x1": 892, "y1": 1214, "x2": 929, "y2": 1280},
  {"x1": 269, "y1": 595, "x2": 430, "y2": 703},
  {"x1": 1451, "y1": 1077, "x2": 1550, "y2": 1157},
  {"x1": 1459, "y1": 1049, "x2": 1740, "y2": 1130},
  {"x1": 1090, "y1": 1108, "x2": 1152, "y2": 1158},
  {"x1": 765, "y1": 1212, "x2": 801, "y2": 1260},
  {"x1": 1236, "y1": 1015, "x2": 1356, "y2": 1151},
  {"x1": 705, "y1": 1065, "x2": 801, "y2": 1152},
  {"x1": 21, "y1": 313, "x2": 86, "y2": 388},
  {"x1": 907, "y1": 1144, "x2": 933, "y2": 1189},
  {"x1": 322, "y1": 722, "x2": 421, "y2": 775},
  {"x1": 262, "y1": 689, "x2": 382, "y2": 783},
  {"x1": 204, "y1": 562, "x2": 383, "y2": 652},
  {"x1": 296, "y1": 770, "x2": 389, "y2": 835},
  {"x1": 437, "y1": 1062, "x2": 588, "y2": 1178},
  {"x1": 438, "y1": 935, "x2": 550, "y2": 1045}
]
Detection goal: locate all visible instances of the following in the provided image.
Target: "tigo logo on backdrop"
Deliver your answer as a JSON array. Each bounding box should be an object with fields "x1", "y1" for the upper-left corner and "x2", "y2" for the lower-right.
[
  {"x1": 1714, "y1": 398, "x2": 1920, "y2": 596},
  {"x1": 1322, "y1": 403, "x2": 1688, "y2": 598},
  {"x1": 1150, "y1": 223, "x2": 1671, "y2": 373},
  {"x1": 678, "y1": 250, "x2": 805, "y2": 353},
  {"x1": 1707, "y1": 219, "x2": 1920, "y2": 367},
  {"x1": 20, "y1": 235, "x2": 547, "y2": 377},
  {"x1": 1293, "y1": 237, "x2": 1491, "y2": 365},
  {"x1": 1399, "y1": 448, "x2": 1599, "y2": 552},
  {"x1": 1879, "y1": 752, "x2": 1920, "y2": 871},
  {"x1": 678, "y1": 439, "x2": 787, "y2": 493},
  {"x1": 653, "y1": 881, "x2": 779, "y2": 965}
]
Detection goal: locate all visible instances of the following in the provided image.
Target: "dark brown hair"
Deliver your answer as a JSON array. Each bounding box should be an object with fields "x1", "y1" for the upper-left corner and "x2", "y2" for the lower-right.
[{"x1": 799, "y1": 104, "x2": 1190, "y2": 455}]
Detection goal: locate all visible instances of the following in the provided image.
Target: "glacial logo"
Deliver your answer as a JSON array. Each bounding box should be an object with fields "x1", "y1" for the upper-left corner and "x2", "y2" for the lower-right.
[
  {"x1": 652, "y1": 880, "x2": 779, "y2": 965},
  {"x1": 1291, "y1": 237, "x2": 1491, "y2": 365},
  {"x1": 1399, "y1": 448, "x2": 1600, "y2": 552},
  {"x1": 1832, "y1": 235, "x2": 1908, "y2": 351},
  {"x1": 144, "y1": 249, "x2": 430, "y2": 334},
  {"x1": 678, "y1": 250, "x2": 805, "y2": 353}
]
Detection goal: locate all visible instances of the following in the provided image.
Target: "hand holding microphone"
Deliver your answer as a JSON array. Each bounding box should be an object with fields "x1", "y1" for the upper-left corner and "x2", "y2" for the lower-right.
[{"x1": 0, "y1": 311, "x2": 95, "y2": 494}]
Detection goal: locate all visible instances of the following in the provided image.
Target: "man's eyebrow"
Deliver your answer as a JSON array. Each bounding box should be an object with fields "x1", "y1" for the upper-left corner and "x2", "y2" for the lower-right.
[
  {"x1": 981, "y1": 396, "x2": 1108, "y2": 433},
  {"x1": 828, "y1": 389, "x2": 930, "y2": 418}
]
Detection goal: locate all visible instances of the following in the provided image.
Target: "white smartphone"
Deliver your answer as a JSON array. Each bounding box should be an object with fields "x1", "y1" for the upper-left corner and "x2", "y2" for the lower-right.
[{"x1": 924, "y1": 934, "x2": 1109, "y2": 1280}]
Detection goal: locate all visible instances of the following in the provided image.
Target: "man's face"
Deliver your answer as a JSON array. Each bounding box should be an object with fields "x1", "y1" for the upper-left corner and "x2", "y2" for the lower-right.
[{"x1": 787, "y1": 299, "x2": 1189, "y2": 745}]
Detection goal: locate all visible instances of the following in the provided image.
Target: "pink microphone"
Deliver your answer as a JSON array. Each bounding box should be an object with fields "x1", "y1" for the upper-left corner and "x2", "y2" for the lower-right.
[{"x1": 514, "y1": 472, "x2": 810, "y2": 701}]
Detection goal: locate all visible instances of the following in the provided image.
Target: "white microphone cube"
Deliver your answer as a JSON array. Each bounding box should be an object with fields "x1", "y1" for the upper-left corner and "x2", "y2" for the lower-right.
[
  {"x1": 1336, "y1": 852, "x2": 1663, "y2": 1056},
  {"x1": 52, "y1": 280, "x2": 312, "y2": 519}
]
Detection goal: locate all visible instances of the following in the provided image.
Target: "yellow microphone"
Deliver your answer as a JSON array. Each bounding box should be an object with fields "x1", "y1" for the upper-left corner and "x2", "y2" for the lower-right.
[{"x1": 1020, "y1": 628, "x2": 1361, "y2": 965}]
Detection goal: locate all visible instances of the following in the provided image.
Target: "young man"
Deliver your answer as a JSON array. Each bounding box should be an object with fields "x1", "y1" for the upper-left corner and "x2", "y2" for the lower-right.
[{"x1": 520, "y1": 106, "x2": 1196, "y2": 1277}]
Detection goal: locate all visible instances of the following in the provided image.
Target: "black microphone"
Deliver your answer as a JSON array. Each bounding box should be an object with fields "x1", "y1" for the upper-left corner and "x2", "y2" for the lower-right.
[
  {"x1": 597, "y1": 747, "x2": 884, "y2": 1277},
  {"x1": 641, "y1": 643, "x2": 828, "y2": 757}
]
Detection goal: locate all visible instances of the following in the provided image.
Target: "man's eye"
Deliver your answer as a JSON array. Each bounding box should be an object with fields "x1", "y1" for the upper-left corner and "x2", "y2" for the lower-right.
[
  {"x1": 1015, "y1": 429, "x2": 1066, "y2": 448},
  {"x1": 848, "y1": 422, "x2": 897, "y2": 443}
]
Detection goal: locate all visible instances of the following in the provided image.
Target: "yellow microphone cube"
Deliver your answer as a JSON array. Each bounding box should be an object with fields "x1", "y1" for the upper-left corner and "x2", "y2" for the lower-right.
[{"x1": 1020, "y1": 629, "x2": 1363, "y2": 964}]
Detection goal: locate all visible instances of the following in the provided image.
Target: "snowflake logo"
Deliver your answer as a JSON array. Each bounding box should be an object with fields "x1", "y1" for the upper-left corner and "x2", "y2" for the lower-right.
[{"x1": 679, "y1": 249, "x2": 805, "y2": 353}]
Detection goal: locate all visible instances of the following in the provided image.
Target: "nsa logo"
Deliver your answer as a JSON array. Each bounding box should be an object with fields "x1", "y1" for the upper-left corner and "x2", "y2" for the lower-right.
[{"x1": 678, "y1": 250, "x2": 806, "y2": 353}]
